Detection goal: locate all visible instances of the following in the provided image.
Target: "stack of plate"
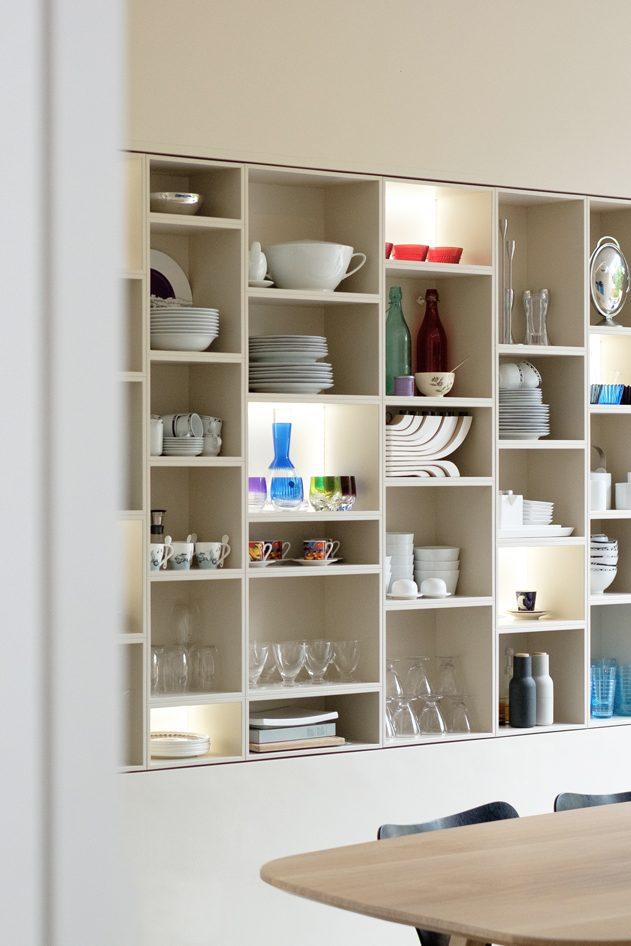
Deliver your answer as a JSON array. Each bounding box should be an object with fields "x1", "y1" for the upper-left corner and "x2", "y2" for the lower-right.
[
  {"x1": 499, "y1": 388, "x2": 550, "y2": 440},
  {"x1": 385, "y1": 412, "x2": 472, "y2": 477},
  {"x1": 249, "y1": 335, "x2": 333, "y2": 394},
  {"x1": 150, "y1": 731, "x2": 210, "y2": 759},
  {"x1": 523, "y1": 500, "x2": 554, "y2": 525},
  {"x1": 590, "y1": 534, "x2": 618, "y2": 594},
  {"x1": 150, "y1": 303, "x2": 220, "y2": 352},
  {"x1": 162, "y1": 436, "x2": 204, "y2": 457}
]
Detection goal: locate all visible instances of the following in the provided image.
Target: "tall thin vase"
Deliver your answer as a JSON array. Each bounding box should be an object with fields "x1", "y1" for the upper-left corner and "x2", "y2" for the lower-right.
[
  {"x1": 269, "y1": 422, "x2": 303, "y2": 509},
  {"x1": 523, "y1": 289, "x2": 550, "y2": 346}
]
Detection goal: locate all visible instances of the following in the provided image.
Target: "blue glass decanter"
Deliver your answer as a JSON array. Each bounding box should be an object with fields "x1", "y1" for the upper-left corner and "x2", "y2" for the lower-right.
[{"x1": 269, "y1": 422, "x2": 304, "y2": 509}]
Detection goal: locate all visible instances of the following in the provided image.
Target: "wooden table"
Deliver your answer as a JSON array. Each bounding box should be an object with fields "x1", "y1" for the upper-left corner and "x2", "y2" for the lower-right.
[{"x1": 261, "y1": 803, "x2": 631, "y2": 946}]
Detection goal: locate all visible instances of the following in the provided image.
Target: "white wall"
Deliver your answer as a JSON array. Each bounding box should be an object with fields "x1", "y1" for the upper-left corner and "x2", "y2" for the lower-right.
[{"x1": 124, "y1": 4, "x2": 631, "y2": 945}]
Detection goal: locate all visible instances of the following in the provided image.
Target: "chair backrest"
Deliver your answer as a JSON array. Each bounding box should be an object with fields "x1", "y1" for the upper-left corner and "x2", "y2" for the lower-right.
[
  {"x1": 554, "y1": 790, "x2": 631, "y2": 812},
  {"x1": 378, "y1": 802, "x2": 519, "y2": 946}
]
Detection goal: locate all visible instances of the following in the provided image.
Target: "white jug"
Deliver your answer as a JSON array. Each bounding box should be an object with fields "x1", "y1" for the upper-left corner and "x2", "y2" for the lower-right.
[{"x1": 249, "y1": 241, "x2": 268, "y2": 282}]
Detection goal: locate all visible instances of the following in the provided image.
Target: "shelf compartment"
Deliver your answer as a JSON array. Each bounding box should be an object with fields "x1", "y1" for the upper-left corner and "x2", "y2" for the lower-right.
[
  {"x1": 248, "y1": 681, "x2": 379, "y2": 701},
  {"x1": 118, "y1": 517, "x2": 144, "y2": 635},
  {"x1": 149, "y1": 157, "x2": 242, "y2": 221},
  {"x1": 249, "y1": 574, "x2": 380, "y2": 684},
  {"x1": 248, "y1": 288, "x2": 379, "y2": 306},
  {"x1": 249, "y1": 517, "x2": 380, "y2": 567},
  {"x1": 497, "y1": 545, "x2": 585, "y2": 622},
  {"x1": 249, "y1": 401, "x2": 381, "y2": 511},
  {"x1": 149, "y1": 701, "x2": 243, "y2": 768},
  {"x1": 589, "y1": 518, "x2": 631, "y2": 598},
  {"x1": 248, "y1": 169, "x2": 380, "y2": 296},
  {"x1": 150, "y1": 226, "x2": 242, "y2": 354},
  {"x1": 386, "y1": 486, "x2": 492, "y2": 598},
  {"x1": 590, "y1": 199, "x2": 631, "y2": 328},
  {"x1": 246, "y1": 691, "x2": 381, "y2": 758},
  {"x1": 248, "y1": 300, "x2": 380, "y2": 397},
  {"x1": 590, "y1": 412, "x2": 631, "y2": 493},
  {"x1": 498, "y1": 194, "x2": 585, "y2": 347},
  {"x1": 498, "y1": 354, "x2": 585, "y2": 441},
  {"x1": 119, "y1": 642, "x2": 145, "y2": 769},
  {"x1": 384, "y1": 273, "x2": 493, "y2": 397},
  {"x1": 385, "y1": 180, "x2": 493, "y2": 266},
  {"x1": 386, "y1": 406, "x2": 493, "y2": 480},
  {"x1": 119, "y1": 381, "x2": 144, "y2": 512},
  {"x1": 150, "y1": 360, "x2": 242, "y2": 457},
  {"x1": 386, "y1": 606, "x2": 494, "y2": 733},
  {"x1": 590, "y1": 604, "x2": 631, "y2": 704},
  {"x1": 498, "y1": 448, "x2": 586, "y2": 537},
  {"x1": 385, "y1": 596, "x2": 493, "y2": 611},
  {"x1": 497, "y1": 628, "x2": 586, "y2": 729},
  {"x1": 150, "y1": 466, "x2": 243, "y2": 567},
  {"x1": 589, "y1": 331, "x2": 631, "y2": 390},
  {"x1": 150, "y1": 212, "x2": 241, "y2": 233}
]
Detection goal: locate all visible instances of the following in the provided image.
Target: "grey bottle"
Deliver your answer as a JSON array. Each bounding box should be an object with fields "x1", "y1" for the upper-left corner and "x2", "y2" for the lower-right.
[{"x1": 509, "y1": 653, "x2": 536, "y2": 728}]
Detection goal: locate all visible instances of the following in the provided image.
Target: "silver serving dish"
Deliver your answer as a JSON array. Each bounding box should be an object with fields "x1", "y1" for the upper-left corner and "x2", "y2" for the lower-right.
[
  {"x1": 590, "y1": 235, "x2": 630, "y2": 325},
  {"x1": 150, "y1": 191, "x2": 203, "y2": 215}
]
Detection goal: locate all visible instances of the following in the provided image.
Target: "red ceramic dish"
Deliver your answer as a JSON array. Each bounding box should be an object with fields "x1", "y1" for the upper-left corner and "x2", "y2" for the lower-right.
[
  {"x1": 392, "y1": 244, "x2": 429, "y2": 261},
  {"x1": 385, "y1": 242, "x2": 393, "y2": 259},
  {"x1": 426, "y1": 246, "x2": 463, "y2": 264}
]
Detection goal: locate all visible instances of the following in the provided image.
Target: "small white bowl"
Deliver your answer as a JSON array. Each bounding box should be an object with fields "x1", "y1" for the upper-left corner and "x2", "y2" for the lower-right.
[
  {"x1": 414, "y1": 546, "x2": 460, "y2": 562},
  {"x1": 416, "y1": 572, "x2": 459, "y2": 594},
  {"x1": 390, "y1": 578, "x2": 419, "y2": 599},
  {"x1": 590, "y1": 566, "x2": 617, "y2": 594},
  {"x1": 415, "y1": 372, "x2": 455, "y2": 397},
  {"x1": 420, "y1": 578, "x2": 449, "y2": 597},
  {"x1": 415, "y1": 561, "x2": 459, "y2": 572}
]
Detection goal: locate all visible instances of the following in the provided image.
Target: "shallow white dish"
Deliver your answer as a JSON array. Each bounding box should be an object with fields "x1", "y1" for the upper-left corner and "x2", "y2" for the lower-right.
[
  {"x1": 151, "y1": 332, "x2": 217, "y2": 352},
  {"x1": 150, "y1": 731, "x2": 210, "y2": 758},
  {"x1": 249, "y1": 279, "x2": 274, "y2": 288},
  {"x1": 248, "y1": 559, "x2": 283, "y2": 568},
  {"x1": 505, "y1": 610, "x2": 550, "y2": 621},
  {"x1": 291, "y1": 558, "x2": 342, "y2": 566},
  {"x1": 386, "y1": 592, "x2": 423, "y2": 600}
]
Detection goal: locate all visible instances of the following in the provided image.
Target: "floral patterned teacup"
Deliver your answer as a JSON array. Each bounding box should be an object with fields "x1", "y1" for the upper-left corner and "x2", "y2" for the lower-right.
[
  {"x1": 303, "y1": 539, "x2": 340, "y2": 561},
  {"x1": 168, "y1": 541, "x2": 194, "y2": 571},
  {"x1": 249, "y1": 540, "x2": 273, "y2": 562},
  {"x1": 264, "y1": 539, "x2": 291, "y2": 561},
  {"x1": 195, "y1": 537, "x2": 230, "y2": 570}
]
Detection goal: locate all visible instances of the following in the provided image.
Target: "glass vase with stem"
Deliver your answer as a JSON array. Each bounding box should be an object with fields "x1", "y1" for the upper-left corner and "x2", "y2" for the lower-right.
[{"x1": 269, "y1": 422, "x2": 304, "y2": 509}]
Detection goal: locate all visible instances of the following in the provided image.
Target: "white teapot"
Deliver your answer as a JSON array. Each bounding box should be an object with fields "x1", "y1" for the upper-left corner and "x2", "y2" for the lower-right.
[{"x1": 249, "y1": 241, "x2": 268, "y2": 283}]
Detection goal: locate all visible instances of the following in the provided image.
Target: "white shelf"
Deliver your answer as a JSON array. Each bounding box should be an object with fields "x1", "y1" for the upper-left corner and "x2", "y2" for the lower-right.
[
  {"x1": 247, "y1": 288, "x2": 379, "y2": 306},
  {"x1": 149, "y1": 568, "x2": 243, "y2": 582},
  {"x1": 384, "y1": 731, "x2": 493, "y2": 748},
  {"x1": 248, "y1": 681, "x2": 380, "y2": 701},
  {"x1": 248, "y1": 510, "x2": 380, "y2": 522},
  {"x1": 589, "y1": 405, "x2": 631, "y2": 414},
  {"x1": 497, "y1": 536, "x2": 584, "y2": 548},
  {"x1": 150, "y1": 456, "x2": 243, "y2": 468},
  {"x1": 386, "y1": 477, "x2": 493, "y2": 488},
  {"x1": 498, "y1": 440, "x2": 585, "y2": 450},
  {"x1": 150, "y1": 350, "x2": 242, "y2": 365},
  {"x1": 248, "y1": 393, "x2": 380, "y2": 406},
  {"x1": 590, "y1": 593, "x2": 631, "y2": 606},
  {"x1": 149, "y1": 753, "x2": 244, "y2": 770},
  {"x1": 589, "y1": 716, "x2": 631, "y2": 728},
  {"x1": 150, "y1": 691, "x2": 243, "y2": 708},
  {"x1": 589, "y1": 324, "x2": 631, "y2": 337},
  {"x1": 497, "y1": 620, "x2": 585, "y2": 634},
  {"x1": 385, "y1": 595, "x2": 492, "y2": 611},
  {"x1": 385, "y1": 396, "x2": 492, "y2": 408},
  {"x1": 497, "y1": 722, "x2": 585, "y2": 736},
  {"x1": 385, "y1": 260, "x2": 492, "y2": 278},
  {"x1": 149, "y1": 212, "x2": 242, "y2": 233},
  {"x1": 590, "y1": 510, "x2": 631, "y2": 520},
  {"x1": 497, "y1": 344, "x2": 585, "y2": 357},
  {"x1": 247, "y1": 564, "x2": 381, "y2": 579},
  {"x1": 246, "y1": 740, "x2": 380, "y2": 760}
]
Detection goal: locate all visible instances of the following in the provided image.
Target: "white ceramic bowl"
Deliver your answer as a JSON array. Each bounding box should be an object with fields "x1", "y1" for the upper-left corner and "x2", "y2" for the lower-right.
[
  {"x1": 420, "y1": 578, "x2": 448, "y2": 597},
  {"x1": 150, "y1": 332, "x2": 217, "y2": 352},
  {"x1": 590, "y1": 565, "x2": 617, "y2": 594},
  {"x1": 415, "y1": 561, "x2": 459, "y2": 572},
  {"x1": 150, "y1": 192, "x2": 203, "y2": 215},
  {"x1": 414, "y1": 547, "x2": 460, "y2": 562},
  {"x1": 390, "y1": 578, "x2": 418, "y2": 598},
  {"x1": 415, "y1": 372, "x2": 455, "y2": 397},
  {"x1": 266, "y1": 241, "x2": 366, "y2": 292},
  {"x1": 415, "y1": 571, "x2": 459, "y2": 594}
]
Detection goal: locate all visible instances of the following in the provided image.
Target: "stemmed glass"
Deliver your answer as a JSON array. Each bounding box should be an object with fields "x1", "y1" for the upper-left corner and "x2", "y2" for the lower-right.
[
  {"x1": 443, "y1": 696, "x2": 472, "y2": 733},
  {"x1": 332, "y1": 640, "x2": 360, "y2": 681},
  {"x1": 249, "y1": 641, "x2": 270, "y2": 687},
  {"x1": 304, "y1": 639, "x2": 333, "y2": 683},
  {"x1": 189, "y1": 644, "x2": 218, "y2": 691},
  {"x1": 272, "y1": 641, "x2": 306, "y2": 686},
  {"x1": 417, "y1": 696, "x2": 446, "y2": 735},
  {"x1": 435, "y1": 656, "x2": 460, "y2": 696}
]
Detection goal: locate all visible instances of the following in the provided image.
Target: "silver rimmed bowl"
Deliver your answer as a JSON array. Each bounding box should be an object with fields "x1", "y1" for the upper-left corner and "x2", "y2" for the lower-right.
[{"x1": 150, "y1": 191, "x2": 203, "y2": 215}]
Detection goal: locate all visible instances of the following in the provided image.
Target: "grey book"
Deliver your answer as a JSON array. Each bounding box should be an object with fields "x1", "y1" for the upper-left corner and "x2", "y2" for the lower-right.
[{"x1": 249, "y1": 723, "x2": 336, "y2": 744}]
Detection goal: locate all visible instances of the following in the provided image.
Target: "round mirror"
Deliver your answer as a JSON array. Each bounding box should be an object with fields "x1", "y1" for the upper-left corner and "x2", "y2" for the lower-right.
[{"x1": 590, "y1": 236, "x2": 630, "y2": 324}]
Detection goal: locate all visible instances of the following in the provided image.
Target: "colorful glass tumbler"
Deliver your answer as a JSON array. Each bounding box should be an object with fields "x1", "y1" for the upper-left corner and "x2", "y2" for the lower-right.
[{"x1": 269, "y1": 422, "x2": 303, "y2": 509}]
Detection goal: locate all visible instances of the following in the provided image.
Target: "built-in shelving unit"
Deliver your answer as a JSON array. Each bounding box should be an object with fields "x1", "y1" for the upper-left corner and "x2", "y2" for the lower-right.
[{"x1": 117, "y1": 154, "x2": 631, "y2": 772}]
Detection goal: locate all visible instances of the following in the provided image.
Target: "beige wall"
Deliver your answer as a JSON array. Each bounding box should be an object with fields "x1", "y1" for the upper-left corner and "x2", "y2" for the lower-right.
[{"x1": 128, "y1": 0, "x2": 631, "y2": 197}]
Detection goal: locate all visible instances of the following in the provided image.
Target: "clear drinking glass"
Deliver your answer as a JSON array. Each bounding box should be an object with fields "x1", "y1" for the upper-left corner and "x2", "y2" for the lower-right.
[
  {"x1": 163, "y1": 644, "x2": 189, "y2": 693},
  {"x1": 332, "y1": 640, "x2": 360, "y2": 681},
  {"x1": 304, "y1": 639, "x2": 333, "y2": 683},
  {"x1": 338, "y1": 476, "x2": 357, "y2": 511},
  {"x1": 591, "y1": 659, "x2": 617, "y2": 718},
  {"x1": 615, "y1": 664, "x2": 631, "y2": 716},
  {"x1": 189, "y1": 644, "x2": 217, "y2": 691},
  {"x1": 441, "y1": 695, "x2": 472, "y2": 733},
  {"x1": 249, "y1": 641, "x2": 269, "y2": 687},
  {"x1": 272, "y1": 640, "x2": 306, "y2": 686},
  {"x1": 523, "y1": 289, "x2": 550, "y2": 346},
  {"x1": 248, "y1": 476, "x2": 267, "y2": 510},
  {"x1": 151, "y1": 646, "x2": 164, "y2": 694},
  {"x1": 417, "y1": 696, "x2": 446, "y2": 735},
  {"x1": 391, "y1": 657, "x2": 432, "y2": 699},
  {"x1": 435, "y1": 656, "x2": 460, "y2": 696},
  {"x1": 391, "y1": 699, "x2": 420, "y2": 738}
]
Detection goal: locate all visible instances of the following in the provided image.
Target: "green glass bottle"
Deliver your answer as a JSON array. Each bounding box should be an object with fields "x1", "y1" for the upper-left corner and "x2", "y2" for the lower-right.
[{"x1": 385, "y1": 285, "x2": 411, "y2": 394}]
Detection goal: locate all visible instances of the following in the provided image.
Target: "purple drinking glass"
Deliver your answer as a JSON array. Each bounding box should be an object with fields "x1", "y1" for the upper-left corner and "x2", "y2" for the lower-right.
[{"x1": 248, "y1": 476, "x2": 267, "y2": 510}]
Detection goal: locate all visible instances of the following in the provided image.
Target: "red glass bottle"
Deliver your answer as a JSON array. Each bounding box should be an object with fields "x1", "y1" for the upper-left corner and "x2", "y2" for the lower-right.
[{"x1": 416, "y1": 288, "x2": 448, "y2": 372}]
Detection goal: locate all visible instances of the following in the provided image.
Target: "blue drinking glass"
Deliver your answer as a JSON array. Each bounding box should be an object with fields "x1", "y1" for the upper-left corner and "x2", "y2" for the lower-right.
[
  {"x1": 268, "y1": 422, "x2": 303, "y2": 509},
  {"x1": 590, "y1": 659, "x2": 617, "y2": 718}
]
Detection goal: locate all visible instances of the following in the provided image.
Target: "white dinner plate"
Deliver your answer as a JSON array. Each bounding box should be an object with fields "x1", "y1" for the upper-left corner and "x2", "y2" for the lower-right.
[
  {"x1": 249, "y1": 383, "x2": 335, "y2": 392},
  {"x1": 150, "y1": 250, "x2": 193, "y2": 303}
]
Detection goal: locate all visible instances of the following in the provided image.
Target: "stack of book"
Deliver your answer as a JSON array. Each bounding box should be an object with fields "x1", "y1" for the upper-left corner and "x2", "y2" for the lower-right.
[{"x1": 249, "y1": 706, "x2": 344, "y2": 753}]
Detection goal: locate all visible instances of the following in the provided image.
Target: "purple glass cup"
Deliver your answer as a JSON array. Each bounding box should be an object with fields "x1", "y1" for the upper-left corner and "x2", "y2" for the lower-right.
[{"x1": 248, "y1": 476, "x2": 267, "y2": 510}]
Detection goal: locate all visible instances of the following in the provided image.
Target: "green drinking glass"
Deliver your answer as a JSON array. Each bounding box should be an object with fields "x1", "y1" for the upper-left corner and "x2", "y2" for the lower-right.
[{"x1": 309, "y1": 476, "x2": 337, "y2": 511}]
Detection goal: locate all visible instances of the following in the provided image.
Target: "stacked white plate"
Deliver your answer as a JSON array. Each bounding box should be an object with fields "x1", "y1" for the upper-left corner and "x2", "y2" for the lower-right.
[
  {"x1": 150, "y1": 305, "x2": 220, "y2": 352},
  {"x1": 523, "y1": 500, "x2": 554, "y2": 525},
  {"x1": 385, "y1": 412, "x2": 472, "y2": 478},
  {"x1": 249, "y1": 335, "x2": 333, "y2": 394},
  {"x1": 150, "y1": 731, "x2": 210, "y2": 759},
  {"x1": 162, "y1": 436, "x2": 204, "y2": 457},
  {"x1": 414, "y1": 547, "x2": 460, "y2": 595},
  {"x1": 499, "y1": 388, "x2": 550, "y2": 440},
  {"x1": 386, "y1": 533, "x2": 414, "y2": 584}
]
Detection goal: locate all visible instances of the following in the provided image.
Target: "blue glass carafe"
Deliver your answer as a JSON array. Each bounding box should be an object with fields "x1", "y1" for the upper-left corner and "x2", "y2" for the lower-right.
[{"x1": 269, "y1": 422, "x2": 304, "y2": 509}]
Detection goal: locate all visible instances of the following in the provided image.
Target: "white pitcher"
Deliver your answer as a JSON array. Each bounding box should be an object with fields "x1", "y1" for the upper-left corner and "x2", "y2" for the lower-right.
[{"x1": 249, "y1": 241, "x2": 268, "y2": 282}]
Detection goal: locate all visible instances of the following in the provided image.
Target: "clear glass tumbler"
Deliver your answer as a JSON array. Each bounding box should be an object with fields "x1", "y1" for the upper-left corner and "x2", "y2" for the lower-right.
[
  {"x1": 591, "y1": 659, "x2": 617, "y2": 718},
  {"x1": 190, "y1": 644, "x2": 218, "y2": 691},
  {"x1": 523, "y1": 289, "x2": 550, "y2": 346},
  {"x1": 332, "y1": 640, "x2": 360, "y2": 681}
]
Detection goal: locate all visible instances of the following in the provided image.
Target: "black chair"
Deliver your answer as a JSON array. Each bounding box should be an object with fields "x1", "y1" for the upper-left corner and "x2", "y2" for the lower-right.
[
  {"x1": 378, "y1": 801, "x2": 519, "y2": 946},
  {"x1": 554, "y1": 790, "x2": 631, "y2": 812}
]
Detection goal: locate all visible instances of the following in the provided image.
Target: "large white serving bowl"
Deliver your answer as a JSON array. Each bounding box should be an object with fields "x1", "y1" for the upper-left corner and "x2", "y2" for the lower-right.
[
  {"x1": 266, "y1": 240, "x2": 366, "y2": 292},
  {"x1": 590, "y1": 565, "x2": 617, "y2": 594},
  {"x1": 150, "y1": 332, "x2": 217, "y2": 352},
  {"x1": 414, "y1": 547, "x2": 460, "y2": 562}
]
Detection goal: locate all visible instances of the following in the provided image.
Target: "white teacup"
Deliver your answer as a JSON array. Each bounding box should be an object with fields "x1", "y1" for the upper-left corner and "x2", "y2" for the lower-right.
[
  {"x1": 390, "y1": 578, "x2": 418, "y2": 599},
  {"x1": 420, "y1": 577, "x2": 448, "y2": 597},
  {"x1": 149, "y1": 542, "x2": 173, "y2": 571},
  {"x1": 169, "y1": 541, "x2": 194, "y2": 571},
  {"x1": 195, "y1": 537, "x2": 230, "y2": 570}
]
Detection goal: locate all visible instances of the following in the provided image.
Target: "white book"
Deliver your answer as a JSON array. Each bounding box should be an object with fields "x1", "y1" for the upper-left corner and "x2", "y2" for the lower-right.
[{"x1": 249, "y1": 706, "x2": 339, "y2": 729}]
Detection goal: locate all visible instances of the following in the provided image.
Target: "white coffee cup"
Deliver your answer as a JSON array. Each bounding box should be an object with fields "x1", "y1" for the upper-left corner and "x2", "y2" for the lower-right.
[
  {"x1": 169, "y1": 541, "x2": 194, "y2": 571},
  {"x1": 615, "y1": 474, "x2": 631, "y2": 510},
  {"x1": 420, "y1": 577, "x2": 448, "y2": 597},
  {"x1": 160, "y1": 413, "x2": 203, "y2": 438},
  {"x1": 149, "y1": 542, "x2": 173, "y2": 571},
  {"x1": 195, "y1": 539, "x2": 231, "y2": 570},
  {"x1": 390, "y1": 578, "x2": 418, "y2": 598},
  {"x1": 590, "y1": 471, "x2": 612, "y2": 511}
]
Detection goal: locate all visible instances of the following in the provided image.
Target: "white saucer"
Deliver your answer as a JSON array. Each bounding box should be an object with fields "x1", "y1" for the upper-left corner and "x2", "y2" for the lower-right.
[
  {"x1": 506, "y1": 609, "x2": 550, "y2": 621},
  {"x1": 249, "y1": 279, "x2": 274, "y2": 288},
  {"x1": 292, "y1": 558, "x2": 341, "y2": 566},
  {"x1": 387, "y1": 593, "x2": 422, "y2": 600},
  {"x1": 248, "y1": 559, "x2": 282, "y2": 568},
  {"x1": 421, "y1": 592, "x2": 452, "y2": 599}
]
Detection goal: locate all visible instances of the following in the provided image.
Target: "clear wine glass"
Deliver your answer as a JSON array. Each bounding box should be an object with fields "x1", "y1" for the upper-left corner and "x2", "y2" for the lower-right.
[
  {"x1": 150, "y1": 646, "x2": 164, "y2": 694},
  {"x1": 272, "y1": 641, "x2": 306, "y2": 686},
  {"x1": 391, "y1": 699, "x2": 420, "y2": 738},
  {"x1": 417, "y1": 696, "x2": 446, "y2": 735},
  {"x1": 435, "y1": 656, "x2": 460, "y2": 696},
  {"x1": 332, "y1": 640, "x2": 360, "y2": 681},
  {"x1": 448, "y1": 696, "x2": 472, "y2": 734},
  {"x1": 249, "y1": 641, "x2": 269, "y2": 687},
  {"x1": 190, "y1": 644, "x2": 217, "y2": 691},
  {"x1": 304, "y1": 639, "x2": 333, "y2": 683}
]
